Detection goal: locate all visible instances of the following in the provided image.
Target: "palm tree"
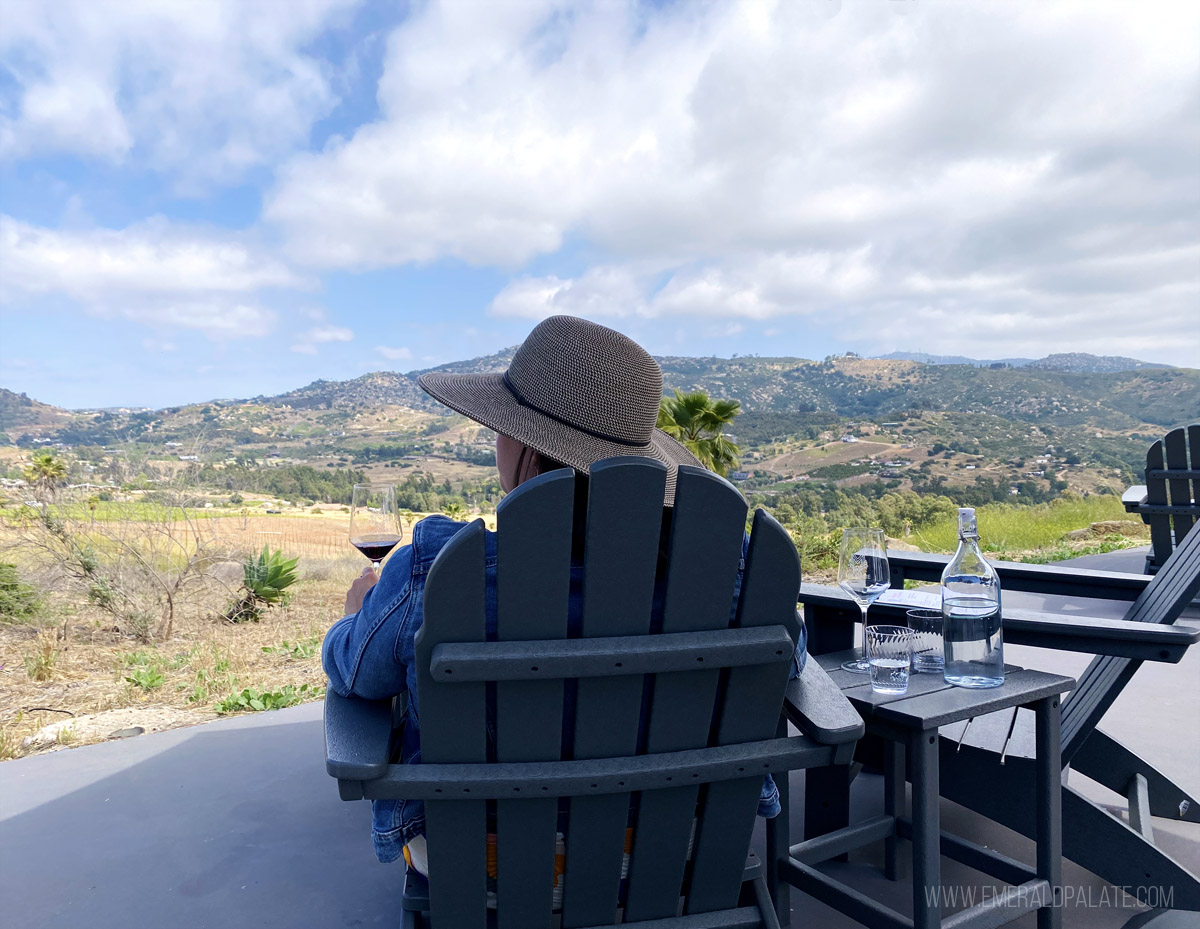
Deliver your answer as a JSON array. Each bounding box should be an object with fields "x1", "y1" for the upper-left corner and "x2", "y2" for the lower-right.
[
  {"x1": 657, "y1": 390, "x2": 742, "y2": 477},
  {"x1": 442, "y1": 501, "x2": 467, "y2": 521},
  {"x1": 23, "y1": 450, "x2": 68, "y2": 498}
]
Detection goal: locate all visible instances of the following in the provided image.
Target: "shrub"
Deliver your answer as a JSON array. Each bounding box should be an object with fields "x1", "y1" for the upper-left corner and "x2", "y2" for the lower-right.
[
  {"x1": 224, "y1": 546, "x2": 299, "y2": 623},
  {"x1": 262, "y1": 636, "x2": 320, "y2": 660},
  {"x1": 0, "y1": 562, "x2": 42, "y2": 622},
  {"x1": 24, "y1": 629, "x2": 59, "y2": 680},
  {"x1": 125, "y1": 666, "x2": 166, "y2": 690},
  {"x1": 214, "y1": 683, "x2": 322, "y2": 714}
]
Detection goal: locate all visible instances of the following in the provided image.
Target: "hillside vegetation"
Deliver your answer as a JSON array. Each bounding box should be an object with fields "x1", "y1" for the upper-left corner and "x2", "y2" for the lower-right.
[{"x1": 2, "y1": 349, "x2": 1190, "y2": 761}]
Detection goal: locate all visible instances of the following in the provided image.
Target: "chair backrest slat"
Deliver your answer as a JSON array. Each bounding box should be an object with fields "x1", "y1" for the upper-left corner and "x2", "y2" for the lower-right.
[
  {"x1": 686, "y1": 509, "x2": 799, "y2": 915},
  {"x1": 623, "y1": 468, "x2": 748, "y2": 922},
  {"x1": 1061, "y1": 522, "x2": 1200, "y2": 760},
  {"x1": 1190, "y1": 424, "x2": 1200, "y2": 524},
  {"x1": 1144, "y1": 438, "x2": 1174, "y2": 570},
  {"x1": 494, "y1": 470, "x2": 576, "y2": 929},
  {"x1": 1165, "y1": 427, "x2": 1195, "y2": 541},
  {"x1": 561, "y1": 458, "x2": 667, "y2": 929},
  {"x1": 416, "y1": 520, "x2": 489, "y2": 929}
]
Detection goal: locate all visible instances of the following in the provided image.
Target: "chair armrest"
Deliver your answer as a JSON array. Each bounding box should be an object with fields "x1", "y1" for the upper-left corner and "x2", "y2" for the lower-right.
[
  {"x1": 884, "y1": 551, "x2": 1150, "y2": 601},
  {"x1": 782, "y1": 659, "x2": 864, "y2": 745},
  {"x1": 1000, "y1": 608, "x2": 1200, "y2": 662},
  {"x1": 799, "y1": 583, "x2": 1198, "y2": 661},
  {"x1": 324, "y1": 689, "x2": 396, "y2": 780},
  {"x1": 1122, "y1": 485, "x2": 1148, "y2": 511}
]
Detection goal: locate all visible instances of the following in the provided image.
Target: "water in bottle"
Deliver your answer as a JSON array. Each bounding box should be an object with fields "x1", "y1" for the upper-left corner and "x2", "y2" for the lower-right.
[{"x1": 941, "y1": 508, "x2": 1004, "y2": 688}]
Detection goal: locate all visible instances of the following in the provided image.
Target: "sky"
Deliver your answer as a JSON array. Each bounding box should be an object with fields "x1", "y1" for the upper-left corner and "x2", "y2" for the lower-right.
[{"x1": 1, "y1": 0, "x2": 1197, "y2": 410}]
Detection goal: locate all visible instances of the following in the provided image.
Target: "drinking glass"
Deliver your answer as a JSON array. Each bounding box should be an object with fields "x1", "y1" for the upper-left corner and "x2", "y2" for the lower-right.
[
  {"x1": 866, "y1": 625, "x2": 914, "y2": 694},
  {"x1": 349, "y1": 483, "x2": 402, "y2": 570},
  {"x1": 905, "y1": 608, "x2": 945, "y2": 673},
  {"x1": 837, "y1": 527, "x2": 890, "y2": 673}
]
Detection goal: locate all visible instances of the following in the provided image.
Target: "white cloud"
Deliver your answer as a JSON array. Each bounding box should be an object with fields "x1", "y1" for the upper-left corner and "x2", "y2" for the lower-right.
[
  {"x1": 290, "y1": 325, "x2": 354, "y2": 354},
  {"x1": 263, "y1": 0, "x2": 1199, "y2": 363},
  {"x1": 1, "y1": 216, "x2": 304, "y2": 298},
  {"x1": 376, "y1": 346, "x2": 412, "y2": 361},
  {"x1": 489, "y1": 266, "x2": 648, "y2": 320},
  {"x1": 133, "y1": 303, "x2": 278, "y2": 338},
  {"x1": 140, "y1": 338, "x2": 178, "y2": 353},
  {"x1": 0, "y1": 0, "x2": 361, "y2": 188},
  {"x1": 1, "y1": 215, "x2": 304, "y2": 339}
]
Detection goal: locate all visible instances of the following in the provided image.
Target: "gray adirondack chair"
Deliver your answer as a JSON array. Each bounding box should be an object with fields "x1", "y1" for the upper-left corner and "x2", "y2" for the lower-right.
[
  {"x1": 325, "y1": 458, "x2": 864, "y2": 929},
  {"x1": 1123, "y1": 424, "x2": 1200, "y2": 574},
  {"x1": 878, "y1": 523, "x2": 1200, "y2": 922}
]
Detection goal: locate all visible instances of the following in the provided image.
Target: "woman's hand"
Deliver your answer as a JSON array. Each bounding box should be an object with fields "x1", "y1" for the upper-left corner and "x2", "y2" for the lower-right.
[{"x1": 344, "y1": 566, "x2": 378, "y2": 616}]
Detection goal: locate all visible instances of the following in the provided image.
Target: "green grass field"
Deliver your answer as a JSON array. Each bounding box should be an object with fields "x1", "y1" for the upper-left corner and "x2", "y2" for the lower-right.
[{"x1": 910, "y1": 494, "x2": 1136, "y2": 554}]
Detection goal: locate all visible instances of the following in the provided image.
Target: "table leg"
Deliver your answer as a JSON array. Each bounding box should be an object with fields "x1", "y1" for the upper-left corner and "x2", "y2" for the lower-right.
[
  {"x1": 884, "y1": 740, "x2": 905, "y2": 881},
  {"x1": 1035, "y1": 696, "x2": 1063, "y2": 929},
  {"x1": 804, "y1": 765, "x2": 851, "y2": 853},
  {"x1": 768, "y1": 715, "x2": 791, "y2": 927},
  {"x1": 802, "y1": 605, "x2": 854, "y2": 856},
  {"x1": 910, "y1": 729, "x2": 941, "y2": 929}
]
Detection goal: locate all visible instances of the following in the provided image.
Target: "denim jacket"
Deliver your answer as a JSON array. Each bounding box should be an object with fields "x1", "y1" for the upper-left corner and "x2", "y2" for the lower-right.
[{"x1": 323, "y1": 515, "x2": 807, "y2": 863}]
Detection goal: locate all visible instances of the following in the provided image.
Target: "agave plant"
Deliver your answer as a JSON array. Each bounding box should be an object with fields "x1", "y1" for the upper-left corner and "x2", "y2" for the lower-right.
[{"x1": 224, "y1": 546, "x2": 299, "y2": 623}]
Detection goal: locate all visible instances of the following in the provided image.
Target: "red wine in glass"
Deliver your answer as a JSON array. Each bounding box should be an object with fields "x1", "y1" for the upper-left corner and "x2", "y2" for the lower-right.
[
  {"x1": 349, "y1": 483, "x2": 401, "y2": 570},
  {"x1": 351, "y1": 536, "x2": 402, "y2": 564}
]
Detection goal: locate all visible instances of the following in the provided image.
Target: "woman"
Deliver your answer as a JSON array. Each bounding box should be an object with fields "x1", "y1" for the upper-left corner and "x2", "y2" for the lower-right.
[{"x1": 323, "y1": 315, "x2": 806, "y2": 872}]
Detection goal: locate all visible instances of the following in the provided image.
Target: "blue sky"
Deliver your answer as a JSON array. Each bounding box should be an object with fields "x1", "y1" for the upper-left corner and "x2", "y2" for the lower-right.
[{"x1": 2, "y1": 0, "x2": 1197, "y2": 409}]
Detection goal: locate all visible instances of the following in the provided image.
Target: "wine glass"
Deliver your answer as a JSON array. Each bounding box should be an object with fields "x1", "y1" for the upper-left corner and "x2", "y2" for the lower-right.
[
  {"x1": 349, "y1": 483, "x2": 402, "y2": 571},
  {"x1": 838, "y1": 527, "x2": 890, "y2": 673}
]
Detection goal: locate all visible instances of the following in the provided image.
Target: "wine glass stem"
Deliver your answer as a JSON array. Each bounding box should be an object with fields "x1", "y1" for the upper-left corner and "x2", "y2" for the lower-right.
[
  {"x1": 372, "y1": 560, "x2": 382, "y2": 572},
  {"x1": 859, "y1": 603, "x2": 869, "y2": 658}
]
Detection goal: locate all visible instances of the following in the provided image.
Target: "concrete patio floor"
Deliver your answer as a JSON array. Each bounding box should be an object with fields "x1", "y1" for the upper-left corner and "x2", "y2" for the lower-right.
[{"x1": 2, "y1": 546, "x2": 1196, "y2": 928}]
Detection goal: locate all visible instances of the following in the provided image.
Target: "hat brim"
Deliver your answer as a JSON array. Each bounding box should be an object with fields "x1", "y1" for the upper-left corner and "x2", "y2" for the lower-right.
[{"x1": 417, "y1": 371, "x2": 702, "y2": 505}]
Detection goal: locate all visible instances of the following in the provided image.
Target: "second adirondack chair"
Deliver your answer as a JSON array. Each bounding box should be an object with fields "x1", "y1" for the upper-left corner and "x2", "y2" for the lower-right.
[
  {"x1": 1123, "y1": 424, "x2": 1200, "y2": 574},
  {"x1": 326, "y1": 458, "x2": 864, "y2": 928}
]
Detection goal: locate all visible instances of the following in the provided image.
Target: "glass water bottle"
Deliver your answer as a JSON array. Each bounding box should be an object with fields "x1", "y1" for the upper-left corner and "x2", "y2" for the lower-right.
[{"x1": 941, "y1": 507, "x2": 1004, "y2": 688}]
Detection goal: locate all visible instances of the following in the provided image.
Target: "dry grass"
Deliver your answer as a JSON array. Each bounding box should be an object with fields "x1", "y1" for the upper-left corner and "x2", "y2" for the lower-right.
[
  {"x1": 0, "y1": 504, "x2": 507, "y2": 759},
  {"x1": 763, "y1": 441, "x2": 897, "y2": 474},
  {"x1": 0, "y1": 518, "x2": 366, "y2": 757}
]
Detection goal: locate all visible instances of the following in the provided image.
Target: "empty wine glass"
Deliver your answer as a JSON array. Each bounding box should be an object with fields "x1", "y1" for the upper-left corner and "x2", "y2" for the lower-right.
[
  {"x1": 349, "y1": 483, "x2": 402, "y2": 571},
  {"x1": 838, "y1": 527, "x2": 890, "y2": 673}
]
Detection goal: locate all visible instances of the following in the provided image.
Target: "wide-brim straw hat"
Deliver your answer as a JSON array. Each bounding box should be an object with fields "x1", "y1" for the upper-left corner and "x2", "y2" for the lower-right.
[{"x1": 418, "y1": 315, "x2": 701, "y2": 505}]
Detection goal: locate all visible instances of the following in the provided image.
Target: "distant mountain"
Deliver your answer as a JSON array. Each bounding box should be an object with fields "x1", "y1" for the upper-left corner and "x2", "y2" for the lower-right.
[
  {"x1": 260, "y1": 349, "x2": 519, "y2": 412},
  {"x1": 1023, "y1": 353, "x2": 1173, "y2": 374},
  {"x1": 412, "y1": 348, "x2": 516, "y2": 377},
  {"x1": 4, "y1": 350, "x2": 1197, "y2": 452},
  {"x1": 874, "y1": 351, "x2": 1172, "y2": 374},
  {"x1": 0, "y1": 387, "x2": 71, "y2": 432},
  {"x1": 874, "y1": 351, "x2": 1034, "y2": 367},
  {"x1": 261, "y1": 371, "x2": 431, "y2": 411}
]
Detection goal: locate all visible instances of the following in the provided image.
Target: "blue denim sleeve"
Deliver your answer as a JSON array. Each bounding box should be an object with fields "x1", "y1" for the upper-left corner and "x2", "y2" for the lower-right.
[{"x1": 322, "y1": 544, "x2": 416, "y2": 700}]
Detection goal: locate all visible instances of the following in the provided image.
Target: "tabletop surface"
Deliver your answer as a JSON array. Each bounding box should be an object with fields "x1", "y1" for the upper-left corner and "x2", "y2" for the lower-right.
[{"x1": 816, "y1": 649, "x2": 1076, "y2": 729}]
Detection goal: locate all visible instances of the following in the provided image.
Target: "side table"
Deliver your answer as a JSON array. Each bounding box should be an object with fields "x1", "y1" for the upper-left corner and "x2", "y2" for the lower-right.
[{"x1": 783, "y1": 650, "x2": 1075, "y2": 929}]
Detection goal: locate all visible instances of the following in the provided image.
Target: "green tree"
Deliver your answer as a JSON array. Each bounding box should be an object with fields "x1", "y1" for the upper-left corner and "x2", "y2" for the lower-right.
[
  {"x1": 657, "y1": 390, "x2": 742, "y2": 477},
  {"x1": 442, "y1": 501, "x2": 467, "y2": 521},
  {"x1": 23, "y1": 450, "x2": 68, "y2": 497}
]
